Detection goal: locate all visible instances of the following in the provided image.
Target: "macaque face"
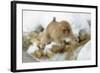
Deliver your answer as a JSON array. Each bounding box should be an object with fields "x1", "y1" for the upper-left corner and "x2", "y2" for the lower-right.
[
  {"x1": 57, "y1": 21, "x2": 78, "y2": 44},
  {"x1": 59, "y1": 21, "x2": 72, "y2": 37},
  {"x1": 55, "y1": 21, "x2": 73, "y2": 43}
]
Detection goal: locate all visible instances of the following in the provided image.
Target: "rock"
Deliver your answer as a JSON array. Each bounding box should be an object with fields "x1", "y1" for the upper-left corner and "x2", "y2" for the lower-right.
[
  {"x1": 79, "y1": 29, "x2": 90, "y2": 42},
  {"x1": 32, "y1": 49, "x2": 44, "y2": 59}
]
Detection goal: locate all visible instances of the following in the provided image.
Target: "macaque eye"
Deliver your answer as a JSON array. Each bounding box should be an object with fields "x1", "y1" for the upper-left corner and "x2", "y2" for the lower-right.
[
  {"x1": 62, "y1": 29, "x2": 67, "y2": 33},
  {"x1": 62, "y1": 28, "x2": 70, "y2": 33}
]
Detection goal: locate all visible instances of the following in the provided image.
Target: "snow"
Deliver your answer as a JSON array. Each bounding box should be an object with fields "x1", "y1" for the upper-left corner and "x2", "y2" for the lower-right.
[
  {"x1": 43, "y1": 42, "x2": 57, "y2": 53},
  {"x1": 23, "y1": 11, "x2": 91, "y2": 34},
  {"x1": 77, "y1": 41, "x2": 91, "y2": 60},
  {"x1": 27, "y1": 43, "x2": 39, "y2": 54}
]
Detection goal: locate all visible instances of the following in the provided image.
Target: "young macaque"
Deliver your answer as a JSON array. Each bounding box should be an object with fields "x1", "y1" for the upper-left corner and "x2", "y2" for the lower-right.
[{"x1": 37, "y1": 17, "x2": 79, "y2": 50}]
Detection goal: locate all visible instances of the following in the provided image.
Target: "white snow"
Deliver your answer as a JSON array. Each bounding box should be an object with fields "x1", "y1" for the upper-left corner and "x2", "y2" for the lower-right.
[
  {"x1": 27, "y1": 43, "x2": 39, "y2": 55},
  {"x1": 23, "y1": 11, "x2": 91, "y2": 34},
  {"x1": 43, "y1": 42, "x2": 57, "y2": 53},
  {"x1": 77, "y1": 41, "x2": 91, "y2": 60}
]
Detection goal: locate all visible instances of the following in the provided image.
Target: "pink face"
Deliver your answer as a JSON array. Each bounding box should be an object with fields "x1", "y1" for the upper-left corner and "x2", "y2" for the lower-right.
[{"x1": 59, "y1": 21, "x2": 72, "y2": 37}]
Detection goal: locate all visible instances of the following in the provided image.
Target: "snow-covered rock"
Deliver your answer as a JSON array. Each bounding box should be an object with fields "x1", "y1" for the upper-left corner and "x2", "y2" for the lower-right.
[
  {"x1": 27, "y1": 43, "x2": 39, "y2": 55},
  {"x1": 43, "y1": 42, "x2": 56, "y2": 53}
]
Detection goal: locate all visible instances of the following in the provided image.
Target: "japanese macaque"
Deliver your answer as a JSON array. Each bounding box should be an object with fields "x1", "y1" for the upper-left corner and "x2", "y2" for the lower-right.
[{"x1": 37, "y1": 17, "x2": 79, "y2": 50}]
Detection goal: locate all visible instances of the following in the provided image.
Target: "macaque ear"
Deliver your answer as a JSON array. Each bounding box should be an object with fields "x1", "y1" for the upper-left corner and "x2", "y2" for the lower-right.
[{"x1": 52, "y1": 17, "x2": 56, "y2": 22}]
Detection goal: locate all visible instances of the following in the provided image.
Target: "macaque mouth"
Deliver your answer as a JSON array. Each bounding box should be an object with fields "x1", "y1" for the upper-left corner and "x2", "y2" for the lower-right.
[
  {"x1": 63, "y1": 38, "x2": 71, "y2": 44},
  {"x1": 63, "y1": 40, "x2": 70, "y2": 44}
]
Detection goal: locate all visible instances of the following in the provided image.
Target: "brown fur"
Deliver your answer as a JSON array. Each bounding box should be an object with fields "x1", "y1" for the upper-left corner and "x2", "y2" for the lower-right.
[{"x1": 38, "y1": 18, "x2": 78, "y2": 49}]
